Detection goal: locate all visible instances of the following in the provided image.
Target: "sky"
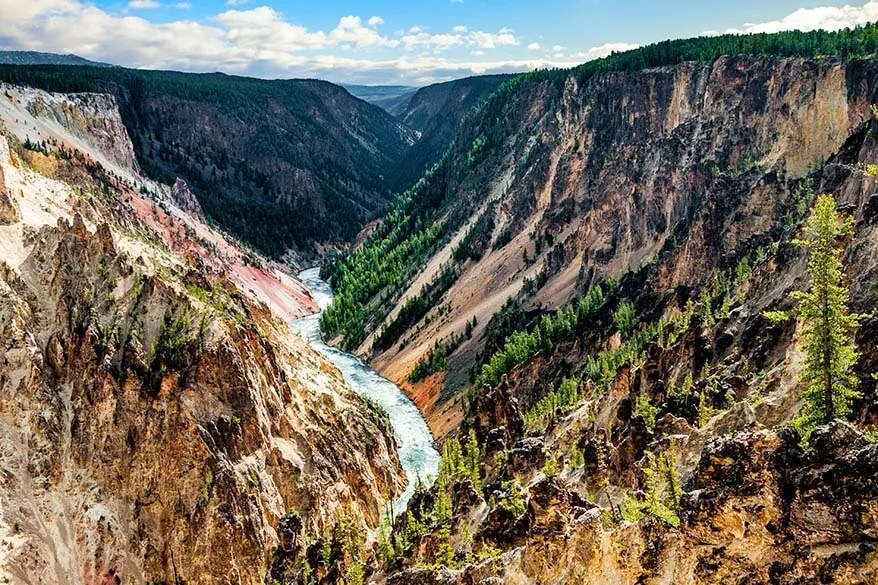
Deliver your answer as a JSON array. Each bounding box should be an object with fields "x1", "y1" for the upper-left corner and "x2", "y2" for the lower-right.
[{"x1": 2, "y1": 0, "x2": 878, "y2": 85}]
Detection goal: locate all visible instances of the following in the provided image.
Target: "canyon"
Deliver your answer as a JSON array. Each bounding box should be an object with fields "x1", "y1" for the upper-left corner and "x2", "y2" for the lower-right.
[
  {"x1": 320, "y1": 43, "x2": 878, "y2": 584},
  {"x1": 0, "y1": 83, "x2": 406, "y2": 584},
  {"x1": 355, "y1": 56, "x2": 878, "y2": 438},
  {"x1": 2, "y1": 25, "x2": 878, "y2": 585}
]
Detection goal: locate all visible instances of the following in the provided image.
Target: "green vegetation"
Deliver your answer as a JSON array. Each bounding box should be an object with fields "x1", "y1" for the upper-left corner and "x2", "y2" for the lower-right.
[
  {"x1": 316, "y1": 515, "x2": 365, "y2": 585},
  {"x1": 520, "y1": 240, "x2": 774, "y2": 429},
  {"x1": 633, "y1": 393, "x2": 659, "y2": 429},
  {"x1": 669, "y1": 372, "x2": 694, "y2": 402},
  {"x1": 569, "y1": 447, "x2": 585, "y2": 470},
  {"x1": 766, "y1": 194, "x2": 863, "y2": 441},
  {"x1": 346, "y1": 561, "x2": 364, "y2": 585},
  {"x1": 374, "y1": 265, "x2": 458, "y2": 352},
  {"x1": 376, "y1": 506, "x2": 429, "y2": 571},
  {"x1": 498, "y1": 479, "x2": 527, "y2": 517},
  {"x1": 407, "y1": 318, "x2": 475, "y2": 382},
  {"x1": 542, "y1": 452, "x2": 561, "y2": 478},
  {"x1": 319, "y1": 155, "x2": 455, "y2": 349},
  {"x1": 784, "y1": 177, "x2": 817, "y2": 230},
  {"x1": 436, "y1": 430, "x2": 484, "y2": 494},
  {"x1": 479, "y1": 297, "x2": 531, "y2": 358},
  {"x1": 186, "y1": 279, "x2": 247, "y2": 325},
  {"x1": 144, "y1": 303, "x2": 206, "y2": 394},
  {"x1": 613, "y1": 300, "x2": 637, "y2": 339},
  {"x1": 377, "y1": 431, "x2": 486, "y2": 571},
  {"x1": 622, "y1": 448, "x2": 682, "y2": 528},
  {"x1": 431, "y1": 431, "x2": 484, "y2": 529},
  {"x1": 320, "y1": 206, "x2": 445, "y2": 348},
  {"x1": 408, "y1": 345, "x2": 449, "y2": 382},
  {"x1": 466, "y1": 135, "x2": 488, "y2": 166},
  {"x1": 582, "y1": 320, "x2": 663, "y2": 387},
  {"x1": 697, "y1": 388, "x2": 721, "y2": 428},
  {"x1": 523, "y1": 377, "x2": 582, "y2": 429},
  {"x1": 506, "y1": 24, "x2": 878, "y2": 90},
  {"x1": 475, "y1": 283, "x2": 611, "y2": 389},
  {"x1": 408, "y1": 317, "x2": 477, "y2": 382}
]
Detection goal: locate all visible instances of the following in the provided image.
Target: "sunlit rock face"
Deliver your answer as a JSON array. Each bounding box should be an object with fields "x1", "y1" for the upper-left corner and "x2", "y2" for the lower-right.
[
  {"x1": 363, "y1": 56, "x2": 878, "y2": 437},
  {"x1": 0, "y1": 85, "x2": 404, "y2": 585},
  {"x1": 364, "y1": 55, "x2": 878, "y2": 584}
]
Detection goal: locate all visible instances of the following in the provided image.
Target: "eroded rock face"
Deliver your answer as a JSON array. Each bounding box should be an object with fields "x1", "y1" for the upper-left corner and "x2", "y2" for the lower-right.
[
  {"x1": 0, "y1": 99, "x2": 404, "y2": 583},
  {"x1": 367, "y1": 56, "x2": 878, "y2": 433},
  {"x1": 0, "y1": 210, "x2": 403, "y2": 584},
  {"x1": 355, "y1": 54, "x2": 878, "y2": 585},
  {"x1": 23, "y1": 90, "x2": 140, "y2": 170},
  {"x1": 0, "y1": 161, "x2": 17, "y2": 223},
  {"x1": 172, "y1": 177, "x2": 205, "y2": 221},
  {"x1": 396, "y1": 427, "x2": 877, "y2": 585}
]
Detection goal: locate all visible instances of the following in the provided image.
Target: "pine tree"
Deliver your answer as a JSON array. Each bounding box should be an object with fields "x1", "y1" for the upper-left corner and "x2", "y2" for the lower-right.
[
  {"x1": 766, "y1": 194, "x2": 862, "y2": 439},
  {"x1": 614, "y1": 300, "x2": 637, "y2": 339},
  {"x1": 463, "y1": 429, "x2": 483, "y2": 490}
]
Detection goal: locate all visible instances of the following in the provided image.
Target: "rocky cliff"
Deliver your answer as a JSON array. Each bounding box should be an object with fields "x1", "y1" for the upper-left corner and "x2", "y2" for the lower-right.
[
  {"x1": 0, "y1": 66, "x2": 418, "y2": 261},
  {"x1": 0, "y1": 85, "x2": 405, "y2": 584},
  {"x1": 314, "y1": 38, "x2": 878, "y2": 581},
  {"x1": 389, "y1": 74, "x2": 511, "y2": 192},
  {"x1": 351, "y1": 56, "x2": 878, "y2": 438},
  {"x1": 385, "y1": 419, "x2": 878, "y2": 584}
]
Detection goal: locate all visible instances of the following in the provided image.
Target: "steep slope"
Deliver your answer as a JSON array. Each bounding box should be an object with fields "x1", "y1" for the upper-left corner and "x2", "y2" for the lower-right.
[
  {"x1": 389, "y1": 74, "x2": 512, "y2": 192},
  {"x1": 399, "y1": 75, "x2": 512, "y2": 134},
  {"x1": 326, "y1": 38, "x2": 878, "y2": 435},
  {"x1": 0, "y1": 83, "x2": 405, "y2": 585},
  {"x1": 344, "y1": 85, "x2": 419, "y2": 117},
  {"x1": 320, "y1": 29, "x2": 878, "y2": 585},
  {"x1": 0, "y1": 65, "x2": 417, "y2": 261}
]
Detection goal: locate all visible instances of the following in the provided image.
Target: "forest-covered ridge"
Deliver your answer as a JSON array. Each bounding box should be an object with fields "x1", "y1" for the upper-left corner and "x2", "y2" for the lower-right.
[{"x1": 0, "y1": 64, "x2": 415, "y2": 260}]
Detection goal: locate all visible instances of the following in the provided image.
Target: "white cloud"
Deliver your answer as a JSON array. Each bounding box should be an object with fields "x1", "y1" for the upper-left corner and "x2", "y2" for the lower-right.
[
  {"x1": 128, "y1": 0, "x2": 160, "y2": 8},
  {"x1": 708, "y1": 0, "x2": 878, "y2": 35},
  {"x1": 399, "y1": 26, "x2": 517, "y2": 52},
  {"x1": 329, "y1": 15, "x2": 398, "y2": 48},
  {"x1": 576, "y1": 42, "x2": 640, "y2": 60},
  {"x1": 216, "y1": 7, "x2": 329, "y2": 51},
  {"x1": 401, "y1": 30, "x2": 464, "y2": 51},
  {"x1": 225, "y1": 0, "x2": 247, "y2": 5},
  {"x1": 367, "y1": 16, "x2": 383, "y2": 27},
  {"x1": 469, "y1": 29, "x2": 518, "y2": 49},
  {"x1": 213, "y1": 9, "x2": 398, "y2": 51},
  {"x1": 0, "y1": 0, "x2": 583, "y2": 84},
  {"x1": 527, "y1": 42, "x2": 541, "y2": 51},
  {"x1": 173, "y1": 2, "x2": 190, "y2": 8}
]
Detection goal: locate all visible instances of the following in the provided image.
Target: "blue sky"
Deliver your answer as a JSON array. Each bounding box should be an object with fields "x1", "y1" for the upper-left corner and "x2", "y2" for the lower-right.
[{"x1": 1, "y1": 0, "x2": 876, "y2": 84}]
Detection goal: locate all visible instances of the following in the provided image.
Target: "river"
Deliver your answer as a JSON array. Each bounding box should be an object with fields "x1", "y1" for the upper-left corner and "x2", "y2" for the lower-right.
[{"x1": 290, "y1": 267, "x2": 440, "y2": 513}]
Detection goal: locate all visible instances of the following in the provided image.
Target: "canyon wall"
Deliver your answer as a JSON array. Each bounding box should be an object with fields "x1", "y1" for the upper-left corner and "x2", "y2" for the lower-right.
[{"x1": 0, "y1": 85, "x2": 404, "y2": 585}]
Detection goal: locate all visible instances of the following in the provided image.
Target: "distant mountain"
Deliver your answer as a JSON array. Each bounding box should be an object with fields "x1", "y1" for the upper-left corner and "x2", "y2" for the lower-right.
[
  {"x1": 344, "y1": 84, "x2": 419, "y2": 117},
  {"x1": 0, "y1": 65, "x2": 416, "y2": 259},
  {"x1": 0, "y1": 50, "x2": 113, "y2": 67},
  {"x1": 399, "y1": 74, "x2": 512, "y2": 133},
  {"x1": 389, "y1": 74, "x2": 512, "y2": 191}
]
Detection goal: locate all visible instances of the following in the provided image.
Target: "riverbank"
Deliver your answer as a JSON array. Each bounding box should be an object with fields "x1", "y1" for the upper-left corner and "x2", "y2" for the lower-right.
[{"x1": 291, "y1": 268, "x2": 440, "y2": 512}]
